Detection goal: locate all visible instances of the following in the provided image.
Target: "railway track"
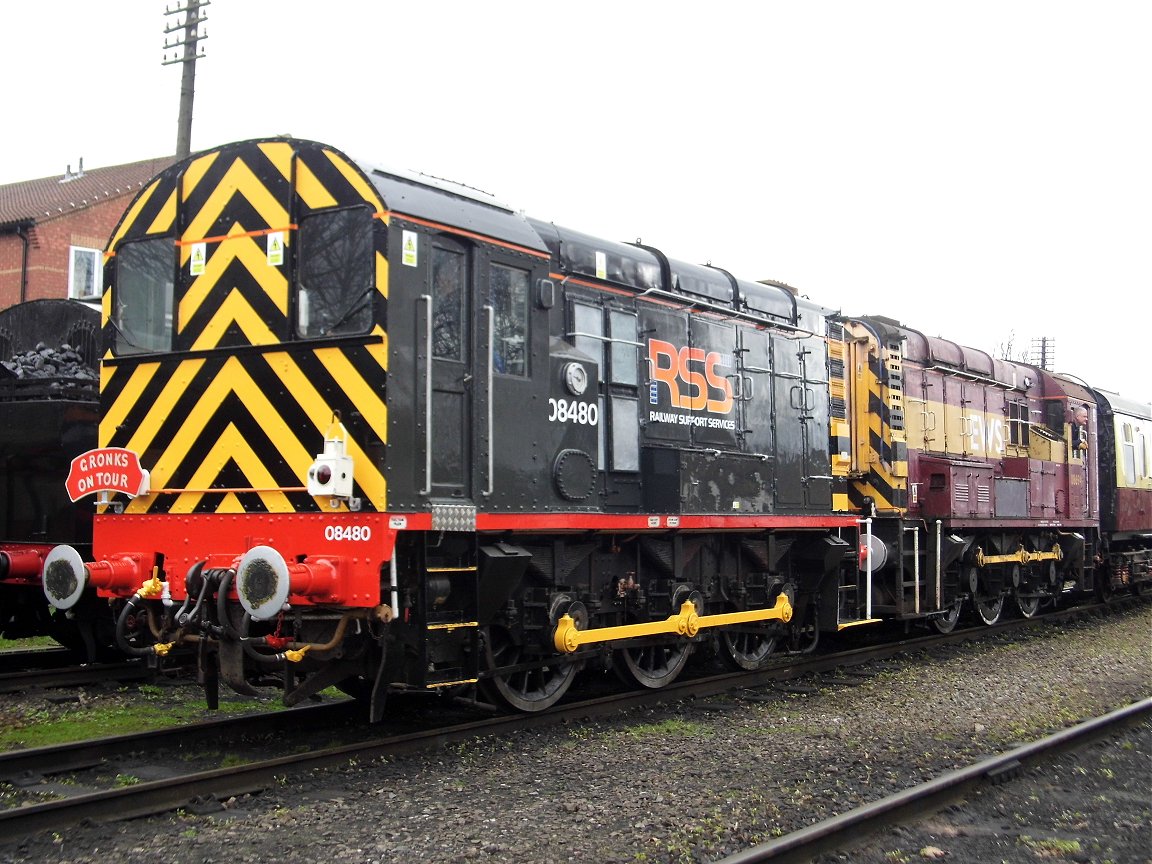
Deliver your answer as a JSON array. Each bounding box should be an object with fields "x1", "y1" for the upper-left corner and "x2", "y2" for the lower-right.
[
  {"x1": 0, "y1": 597, "x2": 1143, "y2": 843},
  {"x1": 0, "y1": 647, "x2": 73, "y2": 674},
  {"x1": 715, "y1": 698, "x2": 1152, "y2": 864},
  {"x1": 0, "y1": 659, "x2": 155, "y2": 695}
]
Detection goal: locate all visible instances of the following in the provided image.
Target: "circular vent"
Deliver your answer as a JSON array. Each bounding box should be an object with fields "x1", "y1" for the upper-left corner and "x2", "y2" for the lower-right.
[{"x1": 553, "y1": 449, "x2": 596, "y2": 501}]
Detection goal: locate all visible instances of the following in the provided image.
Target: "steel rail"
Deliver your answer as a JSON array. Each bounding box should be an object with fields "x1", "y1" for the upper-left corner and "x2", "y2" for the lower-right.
[
  {"x1": 0, "y1": 647, "x2": 73, "y2": 674},
  {"x1": 0, "y1": 699, "x2": 359, "y2": 779},
  {"x1": 0, "y1": 627, "x2": 976, "y2": 841},
  {"x1": 0, "y1": 660, "x2": 153, "y2": 694},
  {"x1": 0, "y1": 596, "x2": 1143, "y2": 842},
  {"x1": 716, "y1": 698, "x2": 1152, "y2": 864}
]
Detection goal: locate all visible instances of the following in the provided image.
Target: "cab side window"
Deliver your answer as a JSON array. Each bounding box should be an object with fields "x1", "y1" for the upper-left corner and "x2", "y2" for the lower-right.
[
  {"x1": 1008, "y1": 400, "x2": 1030, "y2": 448},
  {"x1": 114, "y1": 238, "x2": 175, "y2": 355},
  {"x1": 432, "y1": 245, "x2": 465, "y2": 359},
  {"x1": 490, "y1": 263, "x2": 528, "y2": 375},
  {"x1": 296, "y1": 207, "x2": 374, "y2": 338}
]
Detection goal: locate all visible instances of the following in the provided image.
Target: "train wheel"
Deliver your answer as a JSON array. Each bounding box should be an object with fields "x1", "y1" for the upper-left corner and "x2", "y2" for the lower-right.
[
  {"x1": 1016, "y1": 593, "x2": 1043, "y2": 619},
  {"x1": 614, "y1": 639, "x2": 693, "y2": 689},
  {"x1": 974, "y1": 593, "x2": 1005, "y2": 625},
  {"x1": 931, "y1": 599, "x2": 964, "y2": 634},
  {"x1": 719, "y1": 628, "x2": 777, "y2": 671},
  {"x1": 482, "y1": 626, "x2": 577, "y2": 713}
]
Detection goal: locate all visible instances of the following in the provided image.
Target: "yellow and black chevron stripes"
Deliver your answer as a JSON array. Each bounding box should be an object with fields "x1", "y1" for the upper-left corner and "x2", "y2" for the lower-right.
[
  {"x1": 98, "y1": 139, "x2": 393, "y2": 516},
  {"x1": 103, "y1": 139, "x2": 389, "y2": 354},
  {"x1": 827, "y1": 339, "x2": 851, "y2": 476},
  {"x1": 839, "y1": 324, "x2": 908, "y2": 514},
  {"x1": 101, "y1": 339, "x2": 387, "y2": 514},
  {"x1": 178, "y1": 227, "x2": 290, "y2": 348}
]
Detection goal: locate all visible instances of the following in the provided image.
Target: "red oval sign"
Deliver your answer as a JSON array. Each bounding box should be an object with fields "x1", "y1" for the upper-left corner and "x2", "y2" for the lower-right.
[{"x1": 66, "y1": 448, "x2": 148, "y2": 502}]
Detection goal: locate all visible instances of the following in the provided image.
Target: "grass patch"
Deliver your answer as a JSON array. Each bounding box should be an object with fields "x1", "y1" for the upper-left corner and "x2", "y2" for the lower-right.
[
  {"x1": 0, "y1": 697, "x2": 271, "y2": 751},
  {"x1": 0, "y1": 636, "x2": 58, "y2": 650},
  {"x1": 1019, "y1": 836, "x2": 1082, "y2": 856},
  {"x1": 625, "y1": 717, "x2": 709, "y2": 739}
]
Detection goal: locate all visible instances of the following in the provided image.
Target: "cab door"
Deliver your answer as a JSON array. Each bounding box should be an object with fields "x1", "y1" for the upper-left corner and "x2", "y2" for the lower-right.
[
  {"x1": 771, "y1": 332, "x2": 831, "y2": 510},
  {"x1": 772, "y1": 334, "x2": 806, "y2": 509},
  {"x1": 423, "y1": 236, "x2": 473, "y2": 499},
  {"x1": 738, "y1": 327, "x2": 774, "y2": 460},
  {"x1": 478, "y1": 253, "x2": 538, "y2": 507}
]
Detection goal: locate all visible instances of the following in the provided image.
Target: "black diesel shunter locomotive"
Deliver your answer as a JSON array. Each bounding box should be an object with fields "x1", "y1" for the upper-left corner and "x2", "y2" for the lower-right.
[{"x1": 39, "y1": 138, "x2": 866, "y2": 717}]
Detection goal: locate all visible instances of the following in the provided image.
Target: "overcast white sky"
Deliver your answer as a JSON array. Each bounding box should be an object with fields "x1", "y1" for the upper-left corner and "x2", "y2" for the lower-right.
[{"x1": 2, "y1": 1, "x2": 1148, "y2": 405}]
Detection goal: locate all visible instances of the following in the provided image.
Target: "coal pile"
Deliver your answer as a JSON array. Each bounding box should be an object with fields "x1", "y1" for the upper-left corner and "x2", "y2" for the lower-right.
[
  {"x1": 1, "y1": 343, "x2": 99, "y2": 400},
  {"x1": 2, "y1": 342, "x2": 98, "y2": 380}
]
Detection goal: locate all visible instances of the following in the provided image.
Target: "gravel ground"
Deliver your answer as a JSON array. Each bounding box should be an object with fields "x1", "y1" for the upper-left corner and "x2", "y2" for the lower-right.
[
  {"x1": 834, "y1": 721, "x2": 1151, "y2": 864},
  {"x1": 2, "y1": 604, "x2": 1149, "y2": 864}
]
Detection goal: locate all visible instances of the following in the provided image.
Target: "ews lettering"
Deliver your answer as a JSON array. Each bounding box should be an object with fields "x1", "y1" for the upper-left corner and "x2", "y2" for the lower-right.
[{"x1": 648, "y1": 339, "x2": 734, "y2": 414}]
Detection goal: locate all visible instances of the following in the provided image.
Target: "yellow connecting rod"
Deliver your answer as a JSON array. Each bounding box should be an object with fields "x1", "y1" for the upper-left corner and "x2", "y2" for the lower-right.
[
  {"x1": 975, "y1": 545, "x2": 1062, "y2": 567},
  {"x1": 553, "y1": 593, "x2": 793, "y2": 654}
]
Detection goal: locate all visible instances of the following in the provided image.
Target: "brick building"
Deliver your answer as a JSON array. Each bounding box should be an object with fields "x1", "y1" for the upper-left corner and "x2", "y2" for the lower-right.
[{"x1": 0, "y1": 156, "x2": 175, "y2": 311}]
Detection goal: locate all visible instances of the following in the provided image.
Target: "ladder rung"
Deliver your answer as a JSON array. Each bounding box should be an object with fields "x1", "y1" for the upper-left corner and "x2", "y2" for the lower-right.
[{"x1": 427, "y1": 621, "x2": 479, "y2": 631}]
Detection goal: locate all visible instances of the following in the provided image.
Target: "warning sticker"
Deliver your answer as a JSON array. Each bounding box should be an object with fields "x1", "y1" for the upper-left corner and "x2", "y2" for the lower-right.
[
  {"x1": 402, "y1": 230, "x2": 418, "y2": 267},
  {"x1": 267, "y1": 231, "x2": 285, "y2": 266},
  {"x1": 189, "y1": 242, "x2": 207, "y2": 276}
]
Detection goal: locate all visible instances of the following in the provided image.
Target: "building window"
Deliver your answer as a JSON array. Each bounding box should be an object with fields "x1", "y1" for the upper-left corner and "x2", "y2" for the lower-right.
[
  {"x1": 69, "y1": 246, "x2": 102, "y2": 300},
  {"x1": 490, "y1": 263, "x2": 528, "y2": 375}
]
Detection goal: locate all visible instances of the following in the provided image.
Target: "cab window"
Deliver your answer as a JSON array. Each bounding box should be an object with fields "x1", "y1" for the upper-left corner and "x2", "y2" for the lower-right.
[
  {"x1": 490, "y1": 263, "x2": 528, "y2": 375},
  {"x1": 114, "y1": 238, "x2": 175, "y2": 355},
  {"x1": 296, "y1": 207, "x2": 374, "y2": 338}
]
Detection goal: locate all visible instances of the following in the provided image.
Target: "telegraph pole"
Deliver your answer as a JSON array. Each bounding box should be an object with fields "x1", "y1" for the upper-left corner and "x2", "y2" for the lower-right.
[
  {"x1": 163, "y1": 1, "x2": 210, "y2": 159},
  {"x1": 1030, "y1": 336, "x2": 1055, "y2": 371}
]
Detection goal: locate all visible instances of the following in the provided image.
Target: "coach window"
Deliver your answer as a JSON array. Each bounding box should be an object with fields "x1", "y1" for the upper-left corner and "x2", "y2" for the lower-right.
[
  {"x1": 490, "y1": 263, "x2": 528, "y2": 375},
  {"x1": 296, "y1": 207, "x2": 374, "y2": 338},
  {"x1": 114, "y1": 237, "x2": 174, "y2": 355},
  {"x1": 1121, "y1": 424, "x2": 1137, "y2": 483}
]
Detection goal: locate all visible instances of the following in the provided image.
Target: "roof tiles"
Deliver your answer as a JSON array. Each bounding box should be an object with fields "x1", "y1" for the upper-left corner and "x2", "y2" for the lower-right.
[{"x1": 0, "y1": 155, "x2": 176, "y2": 227}]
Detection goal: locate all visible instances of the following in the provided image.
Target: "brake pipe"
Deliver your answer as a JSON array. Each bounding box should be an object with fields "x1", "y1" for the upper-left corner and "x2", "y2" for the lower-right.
[
  {"x1": 553, "y1": 593, "x2": 793, "y2": 654},
  {"x1": 235, "y1": 609, "x2": 372, "y2": 664},
  {"x1": 215, "y1": 568, "x2": 244, "y2": 639},
  {"x1": 115, "y1": 595, "x2": 167, "y2": 658}
]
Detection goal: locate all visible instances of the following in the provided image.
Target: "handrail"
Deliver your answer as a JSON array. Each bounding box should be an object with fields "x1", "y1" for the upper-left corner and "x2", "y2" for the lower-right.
[
  {"x1": 418, "y1": 294, "x2": 432, "y2": 496},
  {"x1": 483, "y1": 304, "x2": 494, "y2": 497}
]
